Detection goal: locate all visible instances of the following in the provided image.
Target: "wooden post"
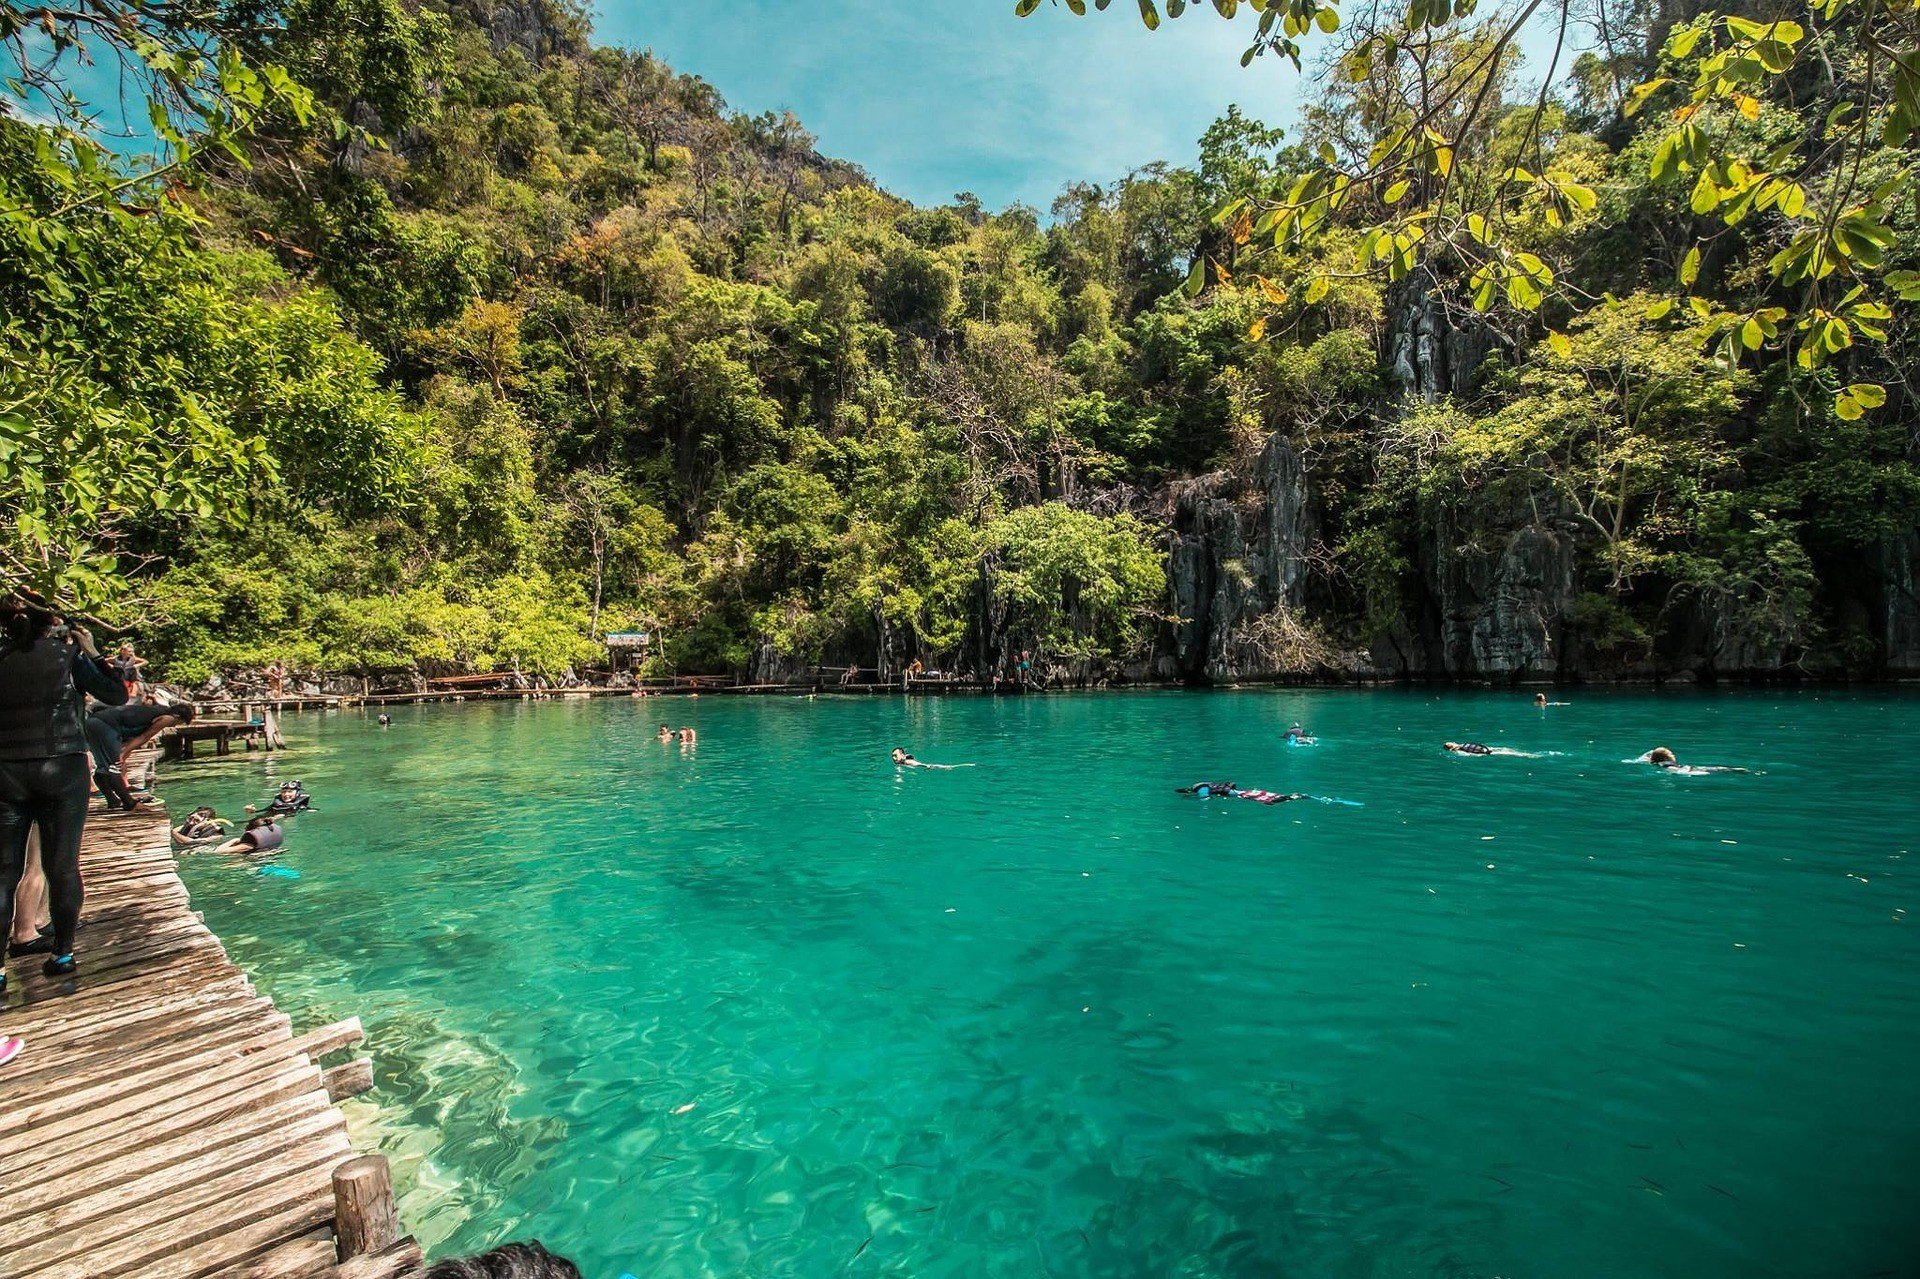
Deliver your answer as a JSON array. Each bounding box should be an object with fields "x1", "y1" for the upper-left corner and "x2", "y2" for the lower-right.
[{"x1": 332, "y1": 1154, "x2": 399, "y2": 1260}]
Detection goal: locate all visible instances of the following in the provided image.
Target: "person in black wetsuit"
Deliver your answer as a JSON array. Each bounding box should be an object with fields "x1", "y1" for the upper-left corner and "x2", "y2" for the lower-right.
[
  {"x1": 0, "y1": 599, "x2": 128, "y2": 988},
  {"x1": 1443, "y1": 741, "x2": 1495, "y2": 755},
  {"x1": 1176, "y1": 781, "x2": 1307, "y2": 802},
  {"x1": 87, "y1": 699, "x2": 194, "y2": 811}
]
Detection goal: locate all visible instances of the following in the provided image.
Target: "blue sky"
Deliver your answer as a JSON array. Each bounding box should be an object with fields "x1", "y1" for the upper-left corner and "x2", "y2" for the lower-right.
[
  {"x1": 9, "y1": 1, "x2": 1566, "y2": 208},
  {"x1": 593, "y1": 0, "x2": 1317, "y2": 211}
]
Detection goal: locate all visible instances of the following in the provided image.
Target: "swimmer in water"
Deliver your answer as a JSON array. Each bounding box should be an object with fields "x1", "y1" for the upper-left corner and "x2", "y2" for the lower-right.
[
  {"x1": 1443, "y1": 741, "x2": 1541, "y2": 757},
  {"x1": 1177, "y1": 781, "x2": 1307, "y2": 804},
  {"x1": 172, "y1": 806, "x2": 231, "y2": 846},
  {"x1": 376, "y1": 713, "x2": 391, "y2": 727},
  {"x1": 892, "y1": 747, "x2": 969, "y2": 770},
  {"x1": 1642, "y1": 746, "x2": 1749, "y2": 775},
  {"x1": 1533, "y1": 693, "x2": 1571, "y2": 708},
  {"x1": 679, "y1": 726, "x2": 696, "y2": 744},
  {"x1": 1283, "y1": 722, "x2": 1315, "y2": 744},
  {"x1": 249, "y1": 781, "x2": 314, "y2": 816},
  {"x1": 656, "y1": 724, "x2": 674, "y2": 742},
  {"x1": 212, "y1": 815, "x2": 284, "y2": 857}
]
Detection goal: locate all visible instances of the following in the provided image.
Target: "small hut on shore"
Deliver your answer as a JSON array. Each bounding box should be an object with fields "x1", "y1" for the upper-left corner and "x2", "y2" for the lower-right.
[{"x1": 604, "y1": 630, "x2": 650, "y2": 673}]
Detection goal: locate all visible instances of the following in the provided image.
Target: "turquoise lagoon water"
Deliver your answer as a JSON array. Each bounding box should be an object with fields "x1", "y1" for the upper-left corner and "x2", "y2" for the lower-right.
[{"x1": 167, "y1": 690, "x2": 1920, "y2": 1278}]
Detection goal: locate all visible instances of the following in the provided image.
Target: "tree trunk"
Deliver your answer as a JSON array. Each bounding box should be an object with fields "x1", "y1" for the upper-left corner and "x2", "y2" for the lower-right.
[{"x1": 589, "y1": 544, "x2": 604, "y2": 640}]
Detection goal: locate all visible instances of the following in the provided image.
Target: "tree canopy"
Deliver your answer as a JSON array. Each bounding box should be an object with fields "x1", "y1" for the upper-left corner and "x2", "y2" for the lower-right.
[{"x1": 0, "y1": 0, "x2": 1913, "y2": 681}]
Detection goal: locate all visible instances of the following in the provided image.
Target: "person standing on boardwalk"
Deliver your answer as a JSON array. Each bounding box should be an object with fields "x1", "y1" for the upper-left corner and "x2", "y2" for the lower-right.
[
  {"x1": 0, "y1": 598, "x2": 128, "y2": 992},
  {"x1": 7, "y1": 826, "x2": 53, "y2": 957},
  {"x1": 264, "y1": 658, "x2": 287, "y2": 698},
  {"x1": 109, "y1": 640, "x2": 147, "y2": 698}
]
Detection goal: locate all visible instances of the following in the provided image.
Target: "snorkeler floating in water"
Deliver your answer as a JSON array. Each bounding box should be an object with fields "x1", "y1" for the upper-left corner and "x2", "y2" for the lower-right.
[
  {"x1": 1178, "y1": 781, "x2": 1306, "y2": 804},
  {"x1": 1443, "y1": 741, "x2": 1542, "y2": 758},
  {"x1": 212, "y1": 815, "x2": 284, "y2": 857},
  {"x1": 248, "y1": 781, "x2": 314, "y2": 816},
  {"x1": 891, "y1": 747, "x2": 972, "y2": 770},
  {"x1": 1533, "y1": 693, "x2": 1570, "y2": 708},
  {"x1": 1283, "y1": 723, "x2": 1317, "y2": 746},
  {"x1": 171, "y1": 806, "x2": 231, "y2": 847},
  {"x1": 1638, "y1": 746, "x2": 1750, "y2": 775}
]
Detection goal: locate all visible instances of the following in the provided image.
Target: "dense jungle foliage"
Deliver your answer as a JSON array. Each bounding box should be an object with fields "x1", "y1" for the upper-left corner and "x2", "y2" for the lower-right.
[{"x1": 2, "y1": 0, "x2": 1915, "y2": 683}]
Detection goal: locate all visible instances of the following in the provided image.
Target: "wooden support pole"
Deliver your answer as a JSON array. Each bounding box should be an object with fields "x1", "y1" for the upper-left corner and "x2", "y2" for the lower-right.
[
  {"x1": 332, "y1": 1154, "x2": 398, "y2": 1260},
  {"x1": 324, "y1": 1057, "x2": 375, "y2": 1100}
]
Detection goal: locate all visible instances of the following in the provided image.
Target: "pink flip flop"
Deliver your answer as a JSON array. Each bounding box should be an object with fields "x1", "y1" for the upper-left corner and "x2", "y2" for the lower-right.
[{"x1": 0, "y1": 1035, "x2": 24, "y2": 1067}]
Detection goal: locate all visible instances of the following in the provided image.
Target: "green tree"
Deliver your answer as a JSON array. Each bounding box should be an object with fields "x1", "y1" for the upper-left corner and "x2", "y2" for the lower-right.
[
  {"x1": 1025, "y1": 0, "x2": 1920, "y2": 417},
  {"x1": 978, "y1": 503, "x2": 1167, "y2": 663}
]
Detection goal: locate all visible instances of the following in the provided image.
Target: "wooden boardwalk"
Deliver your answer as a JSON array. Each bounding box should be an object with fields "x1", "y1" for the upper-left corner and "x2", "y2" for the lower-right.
[{"x1": 0, "y1": 790, "x2": 423, "y2": 1279}]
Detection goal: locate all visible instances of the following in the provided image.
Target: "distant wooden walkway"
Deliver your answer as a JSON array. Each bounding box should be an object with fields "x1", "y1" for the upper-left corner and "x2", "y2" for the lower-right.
[
  {"x1": 166, "y1": 719, "x2": 274, "y2": 760},
  {"x1": 0, "y1": 786, "x2": 423, "y2": 1279}
]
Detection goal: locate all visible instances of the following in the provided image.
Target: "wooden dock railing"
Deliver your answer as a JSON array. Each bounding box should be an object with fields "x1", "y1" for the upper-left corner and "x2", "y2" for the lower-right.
[{"x1": 0, "y1": 793, "x2": 422, "y2": 1279}]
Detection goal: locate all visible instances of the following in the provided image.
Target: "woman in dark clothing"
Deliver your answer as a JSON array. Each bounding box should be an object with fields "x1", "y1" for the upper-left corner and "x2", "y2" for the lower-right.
[{"x1": 0, "y1": 600, "x2": 127, "y2": 990}]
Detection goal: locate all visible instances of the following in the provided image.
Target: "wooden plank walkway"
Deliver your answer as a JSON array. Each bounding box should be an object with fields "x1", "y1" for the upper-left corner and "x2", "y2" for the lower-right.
[{"x1": 0, "y1": 782, "x2": 425, "y2": 1279}]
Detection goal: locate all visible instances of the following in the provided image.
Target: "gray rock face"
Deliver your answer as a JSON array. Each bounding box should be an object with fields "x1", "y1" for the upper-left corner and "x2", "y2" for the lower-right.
[
  {"x1": 1669, "y1": 594, "x2": 1789, "y2": 678},
  {"x1": 1879, "y1": 529, "x2": 1920, "y2": 674},
  {"x1": 1158, "y1": 434, "x2": 1317, "y2": 681},
  {"x1": 1419, "y1": 504, "x2": 1577, "y2": 677},
  {"x1": 457, "y1": 0, "x2": 577, "y2": 61},
  {"x1": 748, "y1": 638, "x2": 813, "y2": 685},
  {"x1": 1384, "y1": 272, "x2": 1499, "y2": 402}
]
